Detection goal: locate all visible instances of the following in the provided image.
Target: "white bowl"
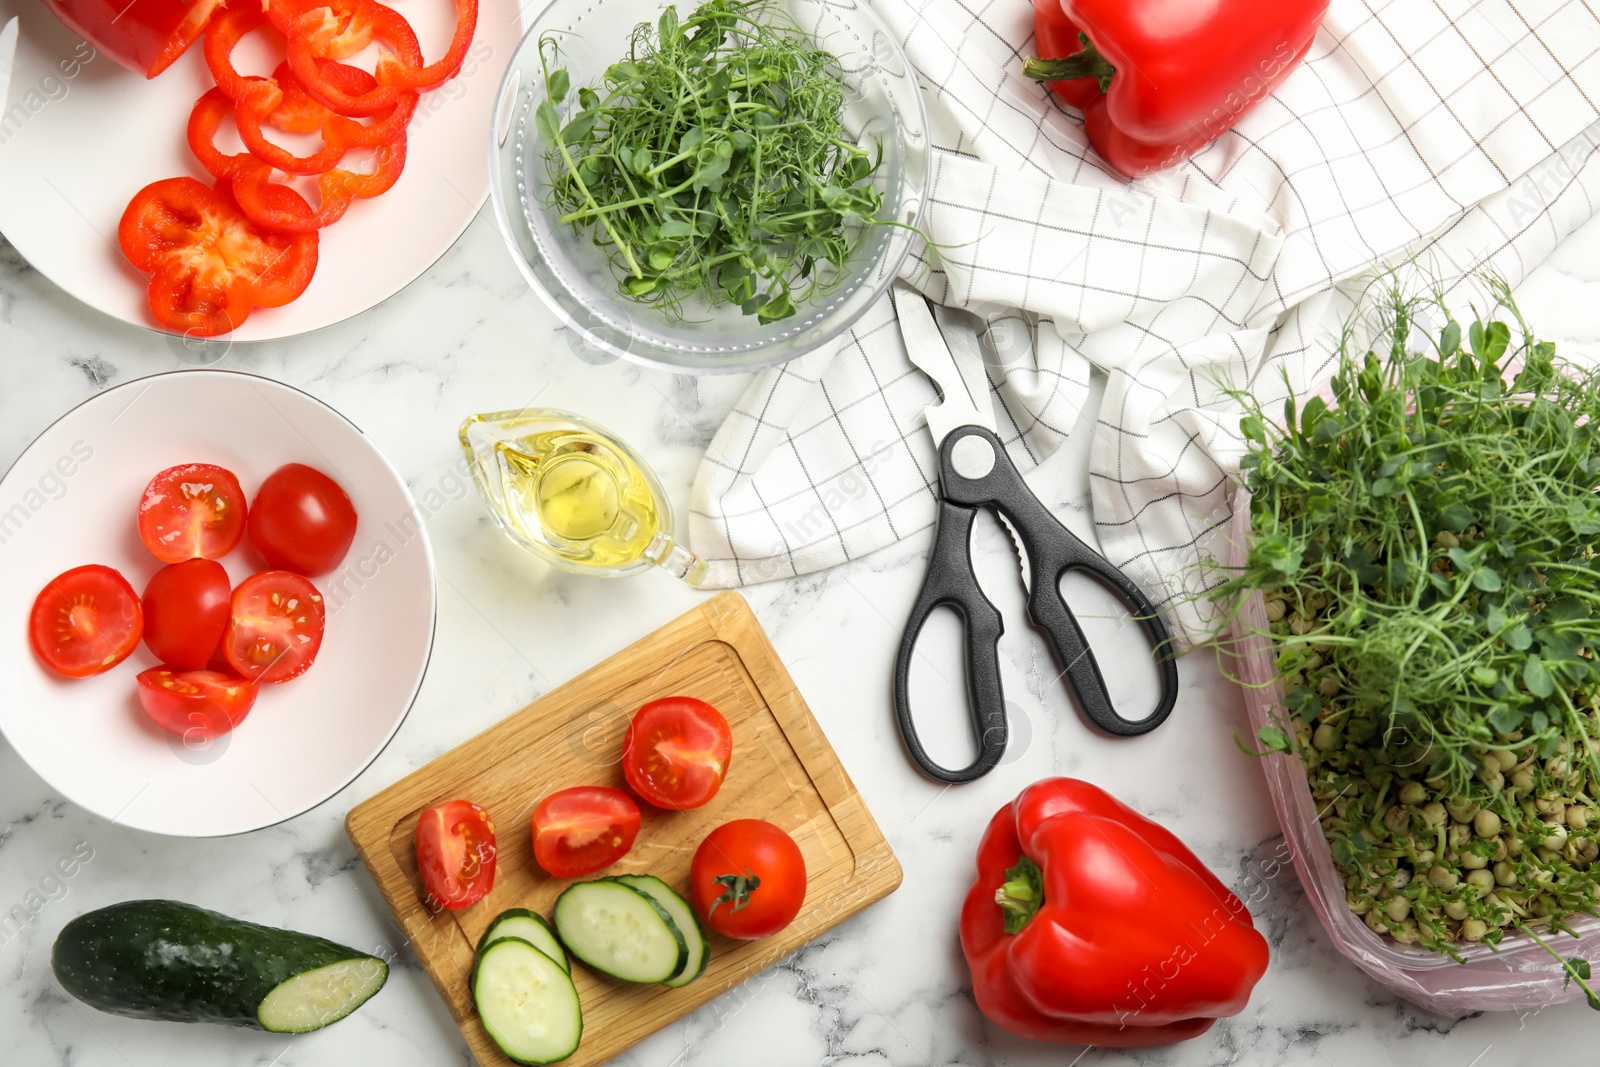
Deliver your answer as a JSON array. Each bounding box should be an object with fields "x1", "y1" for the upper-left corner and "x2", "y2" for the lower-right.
[{"x1": 0, "y1": 370, "x2": 436, "y2": 837}]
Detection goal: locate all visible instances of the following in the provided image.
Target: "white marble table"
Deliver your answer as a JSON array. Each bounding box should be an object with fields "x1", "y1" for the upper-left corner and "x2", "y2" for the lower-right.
[{"x1": 4, "y1": 206, "x2": 1600, "y2": 1067}]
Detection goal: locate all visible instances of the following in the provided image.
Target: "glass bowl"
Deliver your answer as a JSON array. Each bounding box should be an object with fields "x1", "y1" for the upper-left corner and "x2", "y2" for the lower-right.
[{"x1": 487, "y1": 0, "x2": 929, "y2": 374}]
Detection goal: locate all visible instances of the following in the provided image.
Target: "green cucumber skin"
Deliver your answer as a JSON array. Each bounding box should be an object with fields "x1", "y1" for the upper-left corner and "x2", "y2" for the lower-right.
[
  {"x1": 52, "y1": 900, "x2": 385, "y2": 1030},
  {"x1": 613, "y1": 876, "x2": 710, "y2": 987}
]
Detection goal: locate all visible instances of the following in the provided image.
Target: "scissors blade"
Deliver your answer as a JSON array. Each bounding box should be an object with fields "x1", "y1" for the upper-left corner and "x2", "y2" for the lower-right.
[
  {"x1": 0, "y1": 18, "x2": 18, "y2": 119},
  {"x1": 891, "y1": 280, "x2": 994, "y2": 447},
  {"x1": 997, "y1": 513, "x2": 1033, "y2": 594}
]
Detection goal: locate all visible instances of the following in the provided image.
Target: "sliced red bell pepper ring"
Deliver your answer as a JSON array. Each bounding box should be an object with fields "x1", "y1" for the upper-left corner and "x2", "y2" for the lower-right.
[
  {"x1": 204, "y1": 5, "x2": 282, "y2": 105},
  {"x1": 119, "y1": 176, "x2": 318, "y2": 336},
  {"x1": 188, "y1": 87, "x2": 252, "y2": 181},
  {"x1": 236, "y1": 63, "x2": 416, "y2": 175},
  {"x1": 373, "y1": 0, "x2": 477, "y2": 91},
  {"x1": 270, "y1": 0, "x2": 424, "y2": 117},
  {"x1": 230, "y1": 136, "x2": 408, "y2": 233}
]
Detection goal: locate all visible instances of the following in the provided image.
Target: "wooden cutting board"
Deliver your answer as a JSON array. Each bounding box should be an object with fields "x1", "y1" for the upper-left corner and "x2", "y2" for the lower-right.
[{"x1": 346, "y1": 592, "x2": 902, "y2": 1067}]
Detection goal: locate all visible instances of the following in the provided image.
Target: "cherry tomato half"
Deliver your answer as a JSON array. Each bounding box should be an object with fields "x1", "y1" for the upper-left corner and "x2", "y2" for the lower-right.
[
  {"x1": 223, "y1": 571, "x2": 326, "y2": 683},
  {"x1": 137, "y1": 463, "x2": 249, "y2": 563},
  {"x1": 531, "y1": 786, "x2": 640, "y2": 879},
  {"x1": 247, "y1": 463, "x2": 359, "y2": 576},
  {"x1": 690, "y1": 819, "x2": 807, "y2": 940},
  {"x1": 141, "y1": 559, "x2": 232, "y2": 671},
  {"x1": 136, "y1": 667, "x2": 257, "y2": 739},
  {"x1": 415, "y1": 799, "x2": 497, "y2": 910},
  {"x1": 29, "y1": 564, "x2": 144, "y2": 678},
  {"x1": 622, "y1": 696, "x2": 732, "y2": 810}
]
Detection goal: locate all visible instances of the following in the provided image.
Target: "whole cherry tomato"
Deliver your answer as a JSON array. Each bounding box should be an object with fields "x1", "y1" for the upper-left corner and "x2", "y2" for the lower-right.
[
  {"x1": 247, "y1": 463, "x2": 359, "y2": 576},
  {"x1": 690, "y1": 819, "x2": 806, "y2": 940},
  {"x1": 142, "y1": 559, "x2": 232, "y2": 671}
]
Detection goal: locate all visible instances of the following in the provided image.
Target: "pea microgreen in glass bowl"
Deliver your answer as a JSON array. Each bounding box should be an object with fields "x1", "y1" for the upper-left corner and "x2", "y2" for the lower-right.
[
  {"x1": 1209, "y1": 277, "x2": 1600, "y2": 1014},
  {"x1": 489, "y1": 0, "x2": 928, "y2": 373},
  {"x1": 536, "y1": 0, "x2": 888, "y2": 325}
]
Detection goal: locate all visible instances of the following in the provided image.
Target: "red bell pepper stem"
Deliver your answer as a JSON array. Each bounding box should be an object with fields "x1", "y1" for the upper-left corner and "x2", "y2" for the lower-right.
[
  {"x1": 1022, "y1": 34, "x2": 1115, "y2": 93},
  {"x1": 994, "y1": 856, "x2": 1043, "y2": 934}
]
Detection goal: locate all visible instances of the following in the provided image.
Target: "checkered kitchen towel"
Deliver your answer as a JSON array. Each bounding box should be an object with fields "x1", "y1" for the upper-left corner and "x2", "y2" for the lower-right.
[{"x1": 686, "y1": 0, "x2": 1600, "y2": 643}]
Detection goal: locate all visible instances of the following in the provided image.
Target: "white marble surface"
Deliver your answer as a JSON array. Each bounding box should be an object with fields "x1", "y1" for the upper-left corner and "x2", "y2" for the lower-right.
[{"x1": 5, "y1": 199, "x2": 1600, "y2": 1067}]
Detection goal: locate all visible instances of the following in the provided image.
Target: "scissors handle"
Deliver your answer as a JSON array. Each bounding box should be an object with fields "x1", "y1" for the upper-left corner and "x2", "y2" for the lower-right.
[
  {"x1": 893, "y1": 500, "x2": 1009, "y2": 784},
  {"x1": 939, "y1": 426, "x2": 1180, "y2": 736}
]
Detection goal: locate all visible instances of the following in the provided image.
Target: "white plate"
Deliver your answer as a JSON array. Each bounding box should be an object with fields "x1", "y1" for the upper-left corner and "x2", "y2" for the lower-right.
[
  {"x1": 0, "y1": 370, "x2": 437, "y2": 836},
  {"x1": 0, "y1": 0, "x2": 525, "y2": 341}
]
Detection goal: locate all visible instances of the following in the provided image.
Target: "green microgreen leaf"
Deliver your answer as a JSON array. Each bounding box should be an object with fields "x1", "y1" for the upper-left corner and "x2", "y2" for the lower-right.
[{"x1": 535, "y1": 0, "x2": 888, "y2": 321}]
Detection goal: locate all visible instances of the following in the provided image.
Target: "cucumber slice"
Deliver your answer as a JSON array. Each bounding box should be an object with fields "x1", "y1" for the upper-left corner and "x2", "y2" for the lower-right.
[
  {"x1": 479, "y1": 910, "x2": 568, "y2": 974},
  {"x1": 551, "y1": 880, "x2": 687, "y2": 984},
  {"x1": 614, "y1": 876, "x2": 709, "y2": 988},
  {"x1": 473, "y1": 937, "x2": 582, "y2": 1065},
  {"x1": 51, "y1": 900, "x2": 386, "y2": 1032}
]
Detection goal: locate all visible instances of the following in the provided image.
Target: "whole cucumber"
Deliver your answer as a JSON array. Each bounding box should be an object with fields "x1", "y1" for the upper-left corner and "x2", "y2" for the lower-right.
[{"x1": 52, "y1": 899, "x2": 387, "y2": 1033}]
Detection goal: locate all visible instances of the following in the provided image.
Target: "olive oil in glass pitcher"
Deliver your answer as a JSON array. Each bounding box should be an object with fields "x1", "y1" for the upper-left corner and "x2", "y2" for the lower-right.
[{"x1": 459, "y1": 409, "x2": 706, "y2": 584}]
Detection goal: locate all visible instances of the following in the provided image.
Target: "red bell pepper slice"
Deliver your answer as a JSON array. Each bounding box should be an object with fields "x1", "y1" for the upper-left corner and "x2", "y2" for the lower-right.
[
  {"x1": 373, "y1": 0, "x2": 476, "y2": 92},
  {"x1": 202, "y1": 5, "x2": 278, "y2": 104},
  {"x1": 148, "y1": 0, "x2": 228, "y2": 77},
  {"x1": 1024, "y1": 0, "x2": 1328, "y2": 177},
  {"x1": 230, "y1": 136, "x2": 407, "y2": 233},
  {"x1": 959, "y1": 778, "x2": 1269, "y2": 1047},
  {"x1": 270, "y1": 0, "x2": 424, "y2": 117},
  {"x1": 188, "y1": 87, "x2": 249, "y2": 181},
  {"x1": 119, "y1": 176, "x2": 319, "y2": 336},
  {"x1": 237, "y1": 65, "x2": 416, "y2": 175}
]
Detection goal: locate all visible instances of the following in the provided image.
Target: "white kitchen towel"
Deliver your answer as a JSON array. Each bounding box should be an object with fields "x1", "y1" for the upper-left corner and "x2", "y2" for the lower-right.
[{"x1": 686, "y1": 0, "x2": 1600, "y2": 643}]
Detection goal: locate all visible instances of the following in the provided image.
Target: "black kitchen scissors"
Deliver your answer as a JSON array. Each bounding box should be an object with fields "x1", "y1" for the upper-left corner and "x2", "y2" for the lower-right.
[{"x1": 890, "y1": 281, "x2": 1180, "y2": 784}]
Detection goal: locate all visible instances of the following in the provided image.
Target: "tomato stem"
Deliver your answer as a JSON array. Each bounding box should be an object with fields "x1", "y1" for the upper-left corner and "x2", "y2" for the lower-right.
[{"x1": 709, "y1": 869, "x2": 761, "y2": 915}]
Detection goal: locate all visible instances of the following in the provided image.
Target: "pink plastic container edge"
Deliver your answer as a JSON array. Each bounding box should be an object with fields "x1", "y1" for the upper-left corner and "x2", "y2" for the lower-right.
[{"x1": 1225, "y1": 485, "x2": 1597, "y2": 1018}]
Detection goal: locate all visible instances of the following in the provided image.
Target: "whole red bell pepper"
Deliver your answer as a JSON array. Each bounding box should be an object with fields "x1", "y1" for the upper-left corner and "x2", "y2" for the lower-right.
[
  {"x1": 960, "y1": 778, "x2": 1268, "y2": 1047},
  {"x1": 1024, "y1": 0, "x2": 1328, "y2": 178}
]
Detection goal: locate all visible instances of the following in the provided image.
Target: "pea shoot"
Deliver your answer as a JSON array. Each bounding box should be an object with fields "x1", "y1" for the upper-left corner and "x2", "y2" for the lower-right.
[
  {"x1": 1211, "y1": 277, "x2": 1600, "y2": 986},
  {"x1": 535, "y1": 0, "x2": 885, "y2": 323}
]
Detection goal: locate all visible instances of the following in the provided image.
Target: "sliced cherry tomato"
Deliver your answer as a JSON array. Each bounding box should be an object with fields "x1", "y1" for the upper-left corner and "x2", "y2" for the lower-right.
[
  {"x1": 40, "y1": 0, "x2": 221, "y2": 78},
  {"x1": 119, "y1": 177, "x2": 319, "y2": 336},
  {"x1": 29, "y1": 565, "x2": 143, "y2": 679},
  {"x1": 690, "y1": 819, "x2": 807, "y2": 940},
  {"x1": 247, "y1": 463, "x2": 359, "y2": 575},
  {"x1": 270, "y1": 0, "x2": 423, "y2": 117},
  {"x1": 136, "y1": 667, "x2": 257, "y2": 738},
  {"x1": 622, "y1": 696, "x2": 732, "y2": 810},
  {"x1": 223, "y1": 570, "x2": 327, "y2": 683},
  {"x1": 230, "y1": 139, "x2": 407, "y2": 233},
  {"x1": 531, "y1": 786, "x2": 640, "y2": 879},
  {"x1": 141, "y1": 559, "x2": 232, "y2": 671},
  {"x1": 415, "y1": 799, "x2": 497, "y2": 910},
  {"x1": 137, "y1": 463, "x2": 249, "y2": 563}
]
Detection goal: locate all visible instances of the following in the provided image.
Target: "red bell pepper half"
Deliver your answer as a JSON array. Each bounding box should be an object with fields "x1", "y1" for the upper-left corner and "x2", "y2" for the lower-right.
[
  {"x1": 1025, "y1": 0, "x2": 1328, "y2": 178},
  {"x1": 960, "y1": 778, "x2": 1268, "y2": 1047},
  {"x1": 119, "y1": 177, "x2": 319, "y2": 336}
]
